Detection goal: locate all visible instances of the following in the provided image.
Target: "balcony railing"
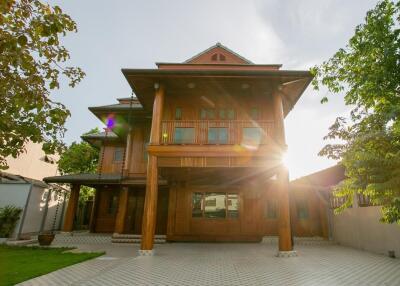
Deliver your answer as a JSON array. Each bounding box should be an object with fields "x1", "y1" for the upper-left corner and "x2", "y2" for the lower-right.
[{"x1": 160, "y1": 120, "x2": 274, "y2": 145}]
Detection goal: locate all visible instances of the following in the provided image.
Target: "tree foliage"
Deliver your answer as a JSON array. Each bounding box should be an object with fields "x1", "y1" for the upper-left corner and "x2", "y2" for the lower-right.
[
  {"x1": 58, "y1": 128, "x2": 100, "y2": 204},
  {"x1": 312, "y1": 0, "x2": 400, "y2": 223},
  {"x1": 0, "y1": 0, "x2": 85, "y2": 169}
]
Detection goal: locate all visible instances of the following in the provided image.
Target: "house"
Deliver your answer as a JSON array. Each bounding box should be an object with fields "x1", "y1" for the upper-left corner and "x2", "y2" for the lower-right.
[
  {"x1": 44, "y1": 43, "x2": 326, "y2": 256},
  {"x1": 291, "y1": 164, "x2": 400, "y2": 258}
]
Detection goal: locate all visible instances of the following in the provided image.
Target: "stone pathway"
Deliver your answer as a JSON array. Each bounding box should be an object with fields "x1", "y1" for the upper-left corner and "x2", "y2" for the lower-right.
[{"x1": 19, "y1": 243, "x2": 400, "y2": 286}]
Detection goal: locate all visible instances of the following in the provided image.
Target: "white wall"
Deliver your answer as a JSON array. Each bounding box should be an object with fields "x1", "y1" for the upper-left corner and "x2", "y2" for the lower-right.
[
  {"x1": 0, "y1": 183, "x2": 67, "y2": 238},
  {"x1": 0, "y1": 183, "x2": 30, "y2": 238},
  {"x1": 333, "y1": 206, "x2": 400, "y2": 258}
]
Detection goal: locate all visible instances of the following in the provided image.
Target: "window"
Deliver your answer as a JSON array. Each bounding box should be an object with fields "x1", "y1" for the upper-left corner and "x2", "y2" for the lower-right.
[
  {"x1": 211, "y1": 54, "x2": 218, "y2": 61},
  {"x1": 242, "y1": 127, "x2": 263, "y2": 146},
  {"x1": 108, "y1": 193, "x2": 119, "y2": 215},
  {"x1": 208, "y1": 127, "x2": 228, "y2": 144},
  {"x1": 265, "y1": 200, "x2": 278, "y2": 219},
  {"x1": 201, "y1": 108, "x2": 235, "y2": 120},
  {"x1": 192, "y1": 192, "x2": 203, "y2": 218},
  {"x1": 205, "y1": 193, "x2": 226, "y2": 218},
  {"x1": 192, "y1": 192, "x2": 239, "y2": 219},
  {"x1": 227, "y1": 109, "x2": 235, "y2": 120},
  {"x1": 227, "y1": 194, "x2": 239, "y2": 218},
  {"x1": 250, "y1": 108, "x2": 260, "y2": 120},
  {"x1": 174, "y1": 127, "x2": 195, "y2": 144},
  {"x1": 113, "y1": 147, "x2": 124, "y2": 162},
  {"x1": 297, "y1": 200, "x2": 309, "y2": 219},
  {"x1": 219, "y1": 54, "x2": 226, "y2": 61},
  {"x1": 175, "y1": 107, "x2": 182, "y2": 120}
]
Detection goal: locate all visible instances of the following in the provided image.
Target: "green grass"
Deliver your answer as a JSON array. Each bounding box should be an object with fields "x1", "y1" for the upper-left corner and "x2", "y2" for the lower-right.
[{"x1": 0, "y1": 245, "x2": 103, "y2": 286}]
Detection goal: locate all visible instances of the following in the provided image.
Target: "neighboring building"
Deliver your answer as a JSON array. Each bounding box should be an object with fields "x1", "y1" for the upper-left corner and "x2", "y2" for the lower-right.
[
  {"x1": 0, "y1": 142, "x2": 66, "y2": 239},
  {"x1": 45, "y1": 43, "x2": 320, "y2": 255},
  {"x1": 291, "y1": 164, "x2": 400, "y2": 258},
  {"x1": 0, "y1": 172, "x2": 67, "y2": 239}
]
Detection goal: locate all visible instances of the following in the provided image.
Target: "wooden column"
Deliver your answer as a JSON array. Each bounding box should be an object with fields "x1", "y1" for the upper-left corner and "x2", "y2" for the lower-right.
[
  {"x1": 141, "y1": 84, "x2": 164, "y2": 252},
  {"x1": 123, "y1": 131, "x2": 132, "y2": 177},
  {"x1": 62, "y1": 184, "x2": 80, "y2": 232},
  {"x1": 114, "y1": 187, "x2": 129, "y2": 234},
  {"x1": 273, "y1": 90, "x2": 293, "y2": 252}
]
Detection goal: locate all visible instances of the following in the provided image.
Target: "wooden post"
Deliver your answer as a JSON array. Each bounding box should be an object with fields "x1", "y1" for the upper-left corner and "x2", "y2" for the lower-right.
[
  {"x1": 62, "y1": 184, "x2": 80, "y2": 232},
  {"x1": 273, "y1": 90, "x2": 294, "y2": 254},
  {"x1": 141, "y1": 84, "x2": 164, "y2": 254},
  {"x1": 123, "y1": 131, "x2": 132, "y2": 177},
  {"x1": 114, "y1": 187, "x2": 129, "y2": 234}
]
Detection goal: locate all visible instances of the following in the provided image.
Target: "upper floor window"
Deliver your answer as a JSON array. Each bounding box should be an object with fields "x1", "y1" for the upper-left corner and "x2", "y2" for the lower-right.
[
  {"x1": 175, "y1": 107, "x2": 182, "y2": 120},
  {"x1": 211, "y1": 54, "x2": 218, "y2": 61},
  {"x1": 250, "y1": 108, "x2": 260, "y2": 120},
  {"x1": 201, "y1": 108, "x2": 235, "y2": 120},
  {"x1": 113, "y1": 147, "x2": 124, "y2": 162},
  {"x1": 174, "y1": 127, "x2": 195, "y2": 144},
  {"x1": 208, "y1": 127, "x2": 228, "y2": 144},
  {"x1": 242, "y1": 127, "x2": 263, "y2": 146}
]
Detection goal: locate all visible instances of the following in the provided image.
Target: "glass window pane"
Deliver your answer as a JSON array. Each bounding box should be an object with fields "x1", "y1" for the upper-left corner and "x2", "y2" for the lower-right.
[
  {"x1": 297, "y1": 200, "x2": 309, "y2": 219},
  {"x1": 219, "y1": 128, "x2": 228, "y2": 144},
  {"x1": 208, "y1": 128, "x2": 218, "y2": 144},
  {"x1": 207, "y1": 109, "x2": 215, "y2": 119},
  {"x1": 175, "y1": 108, "x2": 182, "y2": 120},
  {"x1": 219, "y1": 109, "x2": 226, "y2": 119},
  {"x1": 250, "y1": 108, "x2": 259, "y2": 120},
  {"x1": 192, "y1": 193, "x2": 203, "y2": 218},
  {"x1": 227, "y1": 109, "x2": 235, "y2": 120},
  {"x1": 227, "y1": 194, "x2": 239, "y2": 218},
  {"x1": 242, "y1": 127, "x2": 262, "y2": 146},
  {"x1": 174, "y1": 128, "x2": 195, "y2": 144},
  {"x1": 204, "y1": 193, "x2": 226, "y2": 218},
  {"x1": 113, "y1": 148, "x2": 124, "y2": 162},
  {"x1": 200, "y1": 109, "x2": 207, "y2": 120}
]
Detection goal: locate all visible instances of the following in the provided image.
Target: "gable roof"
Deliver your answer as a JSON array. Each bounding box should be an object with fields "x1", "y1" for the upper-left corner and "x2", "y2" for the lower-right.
[
  {"x1": 290, "y1": 164, "x2": 345, "y2": 188},
  {"x1": 184, "y1": 43, "x2": 254, "y2": 64}
]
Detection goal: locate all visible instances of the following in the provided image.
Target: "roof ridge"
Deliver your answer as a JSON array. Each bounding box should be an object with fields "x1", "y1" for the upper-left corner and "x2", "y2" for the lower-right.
[{"x1": 183, "y1": 42, "x2": 254, "y2": 64}]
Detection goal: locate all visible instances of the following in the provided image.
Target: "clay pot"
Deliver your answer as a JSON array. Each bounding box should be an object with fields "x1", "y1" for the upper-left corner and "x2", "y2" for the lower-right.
[{"x1": 38, "y1": 233, "x2": 55, "y2": 246}]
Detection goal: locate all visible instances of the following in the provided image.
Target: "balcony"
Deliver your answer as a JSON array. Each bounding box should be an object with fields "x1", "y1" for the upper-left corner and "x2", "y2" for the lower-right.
[{"x1": 160, "y1": 120, "x2": 275, "y2": 146}]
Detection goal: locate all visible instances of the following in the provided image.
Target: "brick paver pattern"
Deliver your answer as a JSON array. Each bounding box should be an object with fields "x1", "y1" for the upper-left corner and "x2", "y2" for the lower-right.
[{"x1": 19, "y1": 243, "x2": 400, "y2": 286}]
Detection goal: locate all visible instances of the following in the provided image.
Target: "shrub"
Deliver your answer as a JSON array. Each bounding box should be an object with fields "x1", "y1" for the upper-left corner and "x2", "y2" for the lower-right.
[{"x1": 0, "y1": 205, "x2": 23, "y2": 238}]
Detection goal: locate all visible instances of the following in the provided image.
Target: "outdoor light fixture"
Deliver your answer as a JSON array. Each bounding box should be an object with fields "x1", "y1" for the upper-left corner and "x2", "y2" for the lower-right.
[
  {"x1": 187, "y1": 82, "x2": 196, "y2": 89},
  {"x1": 241, "y1": 83, "x2": 250, "y2": 89}
]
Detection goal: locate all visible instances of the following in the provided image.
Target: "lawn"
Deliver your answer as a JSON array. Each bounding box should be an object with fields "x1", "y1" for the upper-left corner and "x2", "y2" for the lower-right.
[{"x1": 0, "y1": 245, "x2": 103, "y2": 286}]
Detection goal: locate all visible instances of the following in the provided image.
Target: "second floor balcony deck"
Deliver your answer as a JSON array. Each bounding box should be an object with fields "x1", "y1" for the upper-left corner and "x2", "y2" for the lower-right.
[{"x1": 160, "y1": 120, "x2": 275, "y2": 146}]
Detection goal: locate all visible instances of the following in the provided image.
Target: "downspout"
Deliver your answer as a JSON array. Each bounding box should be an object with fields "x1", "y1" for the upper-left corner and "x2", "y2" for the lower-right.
[
  {"x1": 17, "y1": 183, "x2": 34, "y2": 240},
  {"x1": 39, "y1": 188, "x2": 52, "y2": 233}
]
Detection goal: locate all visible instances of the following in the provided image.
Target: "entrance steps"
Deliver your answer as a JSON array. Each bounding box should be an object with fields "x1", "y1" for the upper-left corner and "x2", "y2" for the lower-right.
[
  {"x1": 112, "y1": 234, "x2": 166, "y2": 244},
  {"x1": 262, "y1": 236, "x2": 337, "y2": 246}
]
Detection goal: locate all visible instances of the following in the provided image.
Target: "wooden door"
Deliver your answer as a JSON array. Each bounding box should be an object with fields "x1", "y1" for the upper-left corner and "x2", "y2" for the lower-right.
[{"x1": 95, "y1": 189, "x2": 119, "y2": 233}]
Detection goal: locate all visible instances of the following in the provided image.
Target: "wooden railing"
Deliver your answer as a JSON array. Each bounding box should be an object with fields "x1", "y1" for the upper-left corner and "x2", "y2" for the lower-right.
[{"x1": 160, "y1": 120, "x2": 274, "y2": 145}]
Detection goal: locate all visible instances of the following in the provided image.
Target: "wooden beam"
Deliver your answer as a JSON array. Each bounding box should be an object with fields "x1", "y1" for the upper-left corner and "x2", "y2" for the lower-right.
[
  {"x1": 141, "y1": 84, "x2": 165, "y2": 253},
  {"x1": 114, "y1": 187, "x2": 129, "y2": 234},
  {"x1": 62, "y1": 184, "x2": 80, "y2": 232}
]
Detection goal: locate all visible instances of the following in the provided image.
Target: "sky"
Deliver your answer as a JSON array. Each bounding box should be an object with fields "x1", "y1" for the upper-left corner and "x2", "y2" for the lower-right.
[{"x1": 48, "y1": 0, "x2": 378, "y2": 179}]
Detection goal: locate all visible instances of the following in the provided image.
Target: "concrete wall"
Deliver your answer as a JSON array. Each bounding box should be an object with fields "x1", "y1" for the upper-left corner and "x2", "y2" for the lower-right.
[
  {"x1": 332, "y1": 206, "x2": 400, "y2": 258},
  {"x1": 0, "y1": 183, "x2": 66, "y2": 238}
]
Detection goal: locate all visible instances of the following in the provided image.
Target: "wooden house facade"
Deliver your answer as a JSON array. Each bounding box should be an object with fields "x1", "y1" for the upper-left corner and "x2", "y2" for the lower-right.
[{"x1": 45, "y1": 43, "x2": 327, "y2": 255}]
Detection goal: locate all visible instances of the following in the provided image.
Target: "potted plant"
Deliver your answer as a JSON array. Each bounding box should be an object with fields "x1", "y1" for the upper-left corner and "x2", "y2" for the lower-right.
[
  {"x1": 0, "y1": 205, "x2": 23, "y2": 243},
  {"x1": 38, "y1": 232, "x2": 55, "y2": 246}
]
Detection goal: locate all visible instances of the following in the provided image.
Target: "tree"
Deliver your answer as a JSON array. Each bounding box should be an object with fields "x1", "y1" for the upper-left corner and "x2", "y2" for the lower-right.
[
  {"x1": 312, "y1": 0, "x2": 400, "y2": 223},
  {"x1": 0, "y1": 0, "x2": 85, "y2": 169},
  {"x1": 58, "y1": 128, "x2": 100, "y2": 204}
]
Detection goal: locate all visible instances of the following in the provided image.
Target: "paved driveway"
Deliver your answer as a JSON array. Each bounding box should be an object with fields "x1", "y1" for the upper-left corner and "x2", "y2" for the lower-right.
[{"x1": 19, "y1": 243, "x2": 400, "y2": 286}]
